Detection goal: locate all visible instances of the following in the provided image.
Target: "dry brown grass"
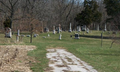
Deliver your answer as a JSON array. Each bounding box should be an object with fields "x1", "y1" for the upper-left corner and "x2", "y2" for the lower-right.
[{"x1": 0, "y1": 45, "x2": 36, "y2": 72}]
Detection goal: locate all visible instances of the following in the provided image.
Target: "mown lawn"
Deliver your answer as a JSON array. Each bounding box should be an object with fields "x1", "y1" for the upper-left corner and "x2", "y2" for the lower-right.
[{"x1": 0, "y1": 31, "x2": 120, "y2": 72}]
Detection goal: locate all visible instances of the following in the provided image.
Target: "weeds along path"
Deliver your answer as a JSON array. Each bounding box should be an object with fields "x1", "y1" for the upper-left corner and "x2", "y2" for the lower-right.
[
  {"x1": 0, "y1": 45, "x2": 36, "y2": 72},
  {"x1": 46, "y1": 48, "x2": 97, "y2": 72}
]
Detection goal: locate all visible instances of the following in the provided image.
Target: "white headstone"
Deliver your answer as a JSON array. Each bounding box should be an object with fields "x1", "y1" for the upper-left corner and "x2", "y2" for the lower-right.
[
  {"x1": 16, "y1": 29, "x2": 20, "y2": 42},
  {"x1": 48, "y1": 34, "x2": 50, "y2": 37},
  {"x1": 53, "y1": 26, "x2": 56, "y2": 34},
  {"x1": 5, "y1": 28, "x2": 12, "y2": 38},
  {"x1": 86, "y1": 28, "x2": 89, "y2": 33},
  {"x1": 17, "y1": 29, "x2": 20, "y2": 36},
  {"x1": 69, "y1": 23, "x2": 72, "y2": 32},
  {"x1": 47, "y1": 28, "x2": 49, "y2": 32},
  {"x1": 104, "y1": 23, "x2": 107, "y2": 31},
  {"x1": 9, "y1": 28, "x2": 12, "y2": 38},
  {"x1": 59, "y1": 34, "x2": 62, "y2": 40},
  {"x1": 77, "y1": 26, "x2": 81, "y2": 32}
]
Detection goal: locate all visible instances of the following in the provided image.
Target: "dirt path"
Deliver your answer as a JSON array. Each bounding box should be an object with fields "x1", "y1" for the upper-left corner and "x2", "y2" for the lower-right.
[
  {"x1": 46, "y1": 48, "x2": 97, "y2": 72},
  {"x1": 0, "y1": 45, "x2": 36, "y2": 72}
]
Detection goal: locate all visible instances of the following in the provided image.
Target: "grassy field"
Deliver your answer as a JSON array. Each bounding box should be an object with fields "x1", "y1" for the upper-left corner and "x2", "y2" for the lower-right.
[{"x1": 0, "y1": 31, "x2": 120, "y2": 72}]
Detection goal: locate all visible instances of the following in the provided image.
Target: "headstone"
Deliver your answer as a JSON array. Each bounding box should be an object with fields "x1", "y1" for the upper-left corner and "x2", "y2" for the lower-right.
[
  {"x1": 75, "y1": 33, "x2": 79, "y2": 39},
  {"x1": 104, "y1": 23, "x2": 107, "y2": 31},
  {"x1": 36, "y1": 34, "x2": 39, "y2": 36},
  {"x1": 21, "y1": 35, "x2": 25, "y2": 37},
  {"x1": 77, "y1": 26, "x2": 81, "y2": 32},
  {"x1": 53, "y1": 26, "x2": 56, "y2": 34},
  {"x1": 26, "y1": 35, "x2": 31, "y2": 37},
  {"x1": 44, "y1": 27, "x2": 49, "y2": 32},
  {"x1": 60, "y1": 28, "x2": 62, "y2": 32},
  {"x1": 16, "y1": 29, "x2": 20, "y2": 42},
  {"x1": 43, "y1": 36, "x2": 46, "y2": 38},
  {"x1": 96, "y1": 24, "x2": 99, "y2": 31},
  {"x1": 86, "y1": 28, "x2": 89, "y2": 33},
  {"x1": 48, "y1": 34, "x2": 50, "y2": 37},
  {"x1": 47, "y1": 28, "x2": 49, "y2": 32},
  {"x1": 69, "y1": 23, "x2": 72, "y2": 32},
  {"x1": 57, "y1": 24, "x2": 61, "y2": 33},
  {"x1": 16, "y1": 35, "x2": 19, "y2": 42},
  {"x1": 17, "y1": 30, "x2": 20, "y2": 36},
  {"x1": 81, "y1": 25, "x2": 86, "y2": 31},
  {"x1": 34, "y1": 34, "x2": 37, "y2": 37},
  {"x1": 59, "y1": 34, "x2": 62, "y2": 40},
  {"x1": 5, "y1": 27, "x2": 12, "y2": 38}
]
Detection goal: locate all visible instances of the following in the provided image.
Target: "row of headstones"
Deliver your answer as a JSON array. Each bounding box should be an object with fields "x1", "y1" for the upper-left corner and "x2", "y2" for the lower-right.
[
  {"x1": 52, "y1": 23, "x2": 90, "y2": 34},
  {"x1": 69, "y1": 23, "x2": 90, "y2": 33},
  {"x1": 5, "y1": 28, "x2": 39, "y2": 37},
  {"x1": 44, "y1": 23, "x2": 109, "y2": 34},
  {"x1": 5, "y1": 28, "x2": 78, "y2": 41},
  {"x1": 4, "y1": 23, "x2": 113, "y2": 40},
  {"x1": 44, "y1": 24, "x2": 62, "y2": 34},
  {"x1": 4, "y1": 23, "x2": 88, "y2": 41},
  {"x1": 4, "y1": 25, "x2": 88, "y2": 39}
]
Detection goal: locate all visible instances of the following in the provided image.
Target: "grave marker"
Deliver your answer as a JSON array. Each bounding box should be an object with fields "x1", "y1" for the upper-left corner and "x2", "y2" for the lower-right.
[
  {"x1": 86, "y1": 28, "x2": 89, "y2": 33},
  {"x1": 57, "y1": 24, "x2": 61, "y2": 33},
  {"x1": 53, "y1": 26, "x2": 56, "y2": 34},
  {"x1": 104, "y1": 23, "x2": 107, "y2": 31},
  {"x1": 16, "y1": 29, "x2": 20, "y2": 42},
  {"x1": 77, "y1": 26, "x2": 81, "y2": 32},
  {"x1": 69, "y1": 23, "x2": 72, "y2": 32},
  {"x1": 81, "y1": 25, "x2": 86, "y2": 31},
  {"x1": 48, "y1": 34, "x2": 50, "y2": 37},
  {"x1": 75, "y1": 33, "x2": 79, "y2": 39},
  {"x1": 26, "y1": 35, "x2": 31, "y2": 37},
  {"x1": 34, "y1": 34, "x2": 37, "y2": 37},
  {"x1": 44, "y1": 27, "x2": 49, "y2": 32},
  {"x1": 59, "y1": 34, "x2": 62, "y2": 40},
  {"x1": 5, "y1": 27, "x2": 12, "y2": 38}
]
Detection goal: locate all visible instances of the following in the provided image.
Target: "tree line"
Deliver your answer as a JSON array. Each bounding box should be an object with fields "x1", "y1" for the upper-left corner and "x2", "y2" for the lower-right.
[{"x1": 0, "y1": 0, "x2": 120, "y2": 32}]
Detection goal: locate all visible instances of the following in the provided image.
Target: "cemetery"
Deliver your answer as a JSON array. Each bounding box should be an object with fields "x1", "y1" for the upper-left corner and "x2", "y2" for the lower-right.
[{"x1": 0, "y1": 0, "x2": 120, "y2": 72}]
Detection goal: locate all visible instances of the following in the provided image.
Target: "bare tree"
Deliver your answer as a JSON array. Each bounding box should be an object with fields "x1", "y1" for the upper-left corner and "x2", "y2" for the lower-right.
[
  {"x1": 0, "y1": 0, "x2": 19, "y2": 29},
  {"x1": 0, "y1": 0, "x2": 84, "y2": 32}
]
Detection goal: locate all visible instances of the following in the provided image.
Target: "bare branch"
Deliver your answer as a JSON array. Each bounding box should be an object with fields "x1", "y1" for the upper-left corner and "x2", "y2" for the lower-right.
[{"x1": 0, "y1": 1, "x2": 11, "y2": 11}]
